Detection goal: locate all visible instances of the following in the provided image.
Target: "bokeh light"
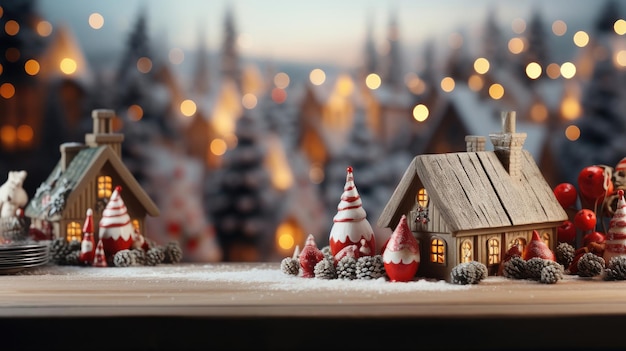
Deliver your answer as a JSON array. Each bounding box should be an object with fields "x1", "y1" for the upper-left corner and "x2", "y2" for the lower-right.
[
  {"x1": 60, "y1": 58, "x2": 77, "y2": 74},
  {"x1": 88, "y1": 13, "x2": 104, "y2": 29},
  {"x1": 530, "y1": 103, "x2": 548, "y2": 122},
  {"x1": 365, "y1": 73, "x2": 381, "y2": 90},
  {"x1": 565, "y1": 125, "x2": 580, "y2": 141},
  {"x1": 273, "y1": 72, "x2": 290, "y2": 89},
  {"x1": 440, "y1": 77, "x2": 455, "y2": 92},
  {"x1": 615, "y1": 19, "x2": 626, "y2": 35},
  {"x1": 0, "y1": 83, "x2": 15, "y2": 99},
  {"x1": 16, "y1": 125, "x2": 33, "y2": 143},
  {"x1": 546, "y1": 63, "x2": 561, "y2": 79},
  {"x1": 525, "y1": 62, "x2": 542, "y2": 79},
  {"x1": 5, "y1": 20, "x2": 19, "y2": 36},
  {"x1": 412, "y1": 104, "x2": 429, "y2": 122},
  {"x1": 242, "y1": 93, "x2": 257, "y2": 109},
  {"x1": 552, "y1": 20, "x2": 567, "y2": 36},
  {"x1": 137, "y1": 57, "x2": 152, "y2": 73},
  {"x1": 561, "y1": 96, "x2": 581, "y2": 120},
  {"x1": 508, "y1": 37, "x2": 525, "y2": 54},
  {"x1": 271, "y1": 88, "x2": 287, "y2": 104},
  {"x1": 180, "y1": 99, "x2": 197, "y2": 116},
  {"x1": 24, "y1": 59, "x2": 40, "y2": 75},
  {"x1": 473, "y1": 57, "x2": 490, "y2": 74},
  {"x1": 573, "y1": 31, "x2": 589, "y2": 47},
  {"x1": 210, "y1": 138, "x2": 228, "y2": 156},
  {"x1": 468, "y1": 74, "x2": 483, "y2": 91},
  {"x1": 512, "y1": 18, "x2": 526, "y2": 34},
  {"x1": 36, "y1": 20, "x2": 52, "y2": 37},
  {"x1": 488, "y1": 83, "x2": 504, "y2": 100},
  {"x1": 309, "y1": 68, "x2": 326, "y2": 85},
  {"x1": 128, "y1": 104, "x2": 143, "y2": 121},
  {"x1": 560, "y1": 62, "x2": 576, "y2": 79}
]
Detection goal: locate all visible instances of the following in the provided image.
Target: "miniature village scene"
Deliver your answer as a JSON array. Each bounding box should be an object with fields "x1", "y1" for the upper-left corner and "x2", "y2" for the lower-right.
[{"x1": 3, "y1": 1, "x2": 626, "y2": 289}]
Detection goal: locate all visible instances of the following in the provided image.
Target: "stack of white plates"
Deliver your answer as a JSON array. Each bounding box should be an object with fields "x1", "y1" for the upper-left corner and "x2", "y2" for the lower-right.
[{"x1": 0, "y1": 242, "x2": 49, "y2": 274}]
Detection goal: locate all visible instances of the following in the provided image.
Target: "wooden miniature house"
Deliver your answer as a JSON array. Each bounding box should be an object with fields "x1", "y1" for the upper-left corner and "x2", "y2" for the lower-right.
[
  {"x1": 25, "y1": 109, "x2": 160, "y2": 242},
  {"x1": 377, "y1": 111, "x2": 568, "y2": 281}
]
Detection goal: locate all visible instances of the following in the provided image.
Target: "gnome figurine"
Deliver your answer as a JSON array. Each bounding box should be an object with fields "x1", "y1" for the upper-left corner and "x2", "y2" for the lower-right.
[
  {"x1": 383, "y1": 215, "x2": 420, "y2": 282},
  {"x1": 79, "y1": 208, "x2": 96, "y2": 265},
  {"x1": 604, "y1": 190, "x2": 626, "y2": 264},
  {"x1": 99, "y1": 186, "x2": 135, "y2": 257},
  {"x1": 522, "y1": 230, "x2": 555, "y2": 261},
  {"x1": 328, "y1": 166, "x2": 376, "y2": 258}
]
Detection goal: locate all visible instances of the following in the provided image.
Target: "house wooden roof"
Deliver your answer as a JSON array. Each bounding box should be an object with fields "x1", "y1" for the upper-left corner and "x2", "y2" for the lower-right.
[
  {"x1": 377, "y1": 150, "x2": 568, "y2": 234},
  {"x1": 25, "y1": 146, "x2": 159, "y2": 220}
]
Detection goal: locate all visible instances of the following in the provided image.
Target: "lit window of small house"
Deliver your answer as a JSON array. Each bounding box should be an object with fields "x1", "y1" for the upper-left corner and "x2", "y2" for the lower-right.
[
  {"x1": 460, "y1": 239, "x2": 473, "y2": 263},
  {"x1": 487, "y1": 238, "x2": 500, "y2": 265},
  {"x1": 416, "y1": 188, "x2": 429, "y2": 207},
  {"x1": 541, "y1": 232, "x2": 550, "y2": 247},
  {"x1": 430, "y1": 238, "x2": 445, "y2": 264},
  {"x1": 132, "y1": 219, "x2": 140, "y2": 232},
  {"x1": 97, "y1": 176, "x2": 112, "y2": 199},
  {"x1": 66, "y1": 221, "x2": 81, "y2": 242},
  {"x1": 509, "y1": 237, "x2": 526, "y2": 251}
]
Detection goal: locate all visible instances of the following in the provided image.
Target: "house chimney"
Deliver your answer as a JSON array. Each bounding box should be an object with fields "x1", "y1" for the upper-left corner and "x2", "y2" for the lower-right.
[
  {"x1": 489, "y1": 111, "x2": 527, "y2": 180},
  {"x1": 60, "y1": 142, "x2": 87, "y2": 171},
  {"x1": 465, "y1": 135, "x2": 486, "y2": 152},
  {"x1": 85, "y1": 109, "x2": 124, "y2": 157}
]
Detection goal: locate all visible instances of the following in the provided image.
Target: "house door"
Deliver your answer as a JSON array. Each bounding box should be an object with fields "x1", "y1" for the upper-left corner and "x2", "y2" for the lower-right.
[{"x1": 486, "y1": 237, "x2": 501, "y2": 275}]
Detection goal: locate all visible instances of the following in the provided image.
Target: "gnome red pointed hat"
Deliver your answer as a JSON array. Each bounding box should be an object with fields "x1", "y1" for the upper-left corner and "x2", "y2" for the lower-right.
[
  {"x1": 79, "y1": 208, "x2": 96, "y2": 265},
  {"x1": 522, "y1": 230, "x2": 555, "y2": 261},
  {"x1": 383, "y1": 214, "x2": 420, "y2": 282},
  {"x1": 328, "y1": 166, "x2": 375, "y2": 257},
  {"x1": 99, "y1": 185, "x2": 134, "y2": 256},
  {"x1": 299, "y1": 234, "x2": 324, "y2": 278},
  {"x1": 83, "y1": 208, "x2": 94, "y2": 234}
]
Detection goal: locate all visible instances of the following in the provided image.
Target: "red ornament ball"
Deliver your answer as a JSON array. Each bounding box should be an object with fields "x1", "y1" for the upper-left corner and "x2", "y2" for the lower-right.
[
  {"x1": 578, "y1": 166, "x2": 613, "y2": 204},
  {"x1": 582, "y1": 231, "x2": 606, "y2": 247},
  {"x1": 573, "y1": 209, "x2": 597, "y2": 232},
  {"x1": 553, "y1": 183, "x2": 578, "y2": 209},
  {"x1": 557, "y1": 220, "x2": 577, "y2": 246}
]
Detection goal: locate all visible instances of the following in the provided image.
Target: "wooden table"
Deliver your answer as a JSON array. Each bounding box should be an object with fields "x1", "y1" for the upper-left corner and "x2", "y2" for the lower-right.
[{"x1": 1, "y1": 262, "x2": 624, "y2": 350}]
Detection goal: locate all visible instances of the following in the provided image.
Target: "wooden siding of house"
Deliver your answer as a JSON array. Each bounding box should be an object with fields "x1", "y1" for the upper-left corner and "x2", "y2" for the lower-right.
[{"x1": 415, "y1": 231, "x2": 455, "y2": 281}]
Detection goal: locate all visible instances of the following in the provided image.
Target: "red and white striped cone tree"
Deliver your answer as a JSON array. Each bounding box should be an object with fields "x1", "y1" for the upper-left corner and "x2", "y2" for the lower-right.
[
  {"x1": 93, "y1": 239, "x2": 108, "y2": 267},
  {"x1": 99, "y1": 186, "x2": 135, "y2": 257},
  {"x1": 328, "y1": 166, "x2": 376, "y2": 258},
  {"x1": 604, "y1": 189, "x2": 626, "y2": 264},
  {"x1": 79, "y1": 208, "x2": 96, "y2": 265}
]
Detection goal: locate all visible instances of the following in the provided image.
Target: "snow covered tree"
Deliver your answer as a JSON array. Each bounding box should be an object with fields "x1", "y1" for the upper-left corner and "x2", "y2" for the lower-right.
[
  {"x1": 207, "y1": 109, "x2": 280, "y2": 261},
  {"x1": 220, "y1": 5, "x2": 242, "y2": 91},
  {"x1": 482, "y1": 7, "x2": 506, "y2": 68}
]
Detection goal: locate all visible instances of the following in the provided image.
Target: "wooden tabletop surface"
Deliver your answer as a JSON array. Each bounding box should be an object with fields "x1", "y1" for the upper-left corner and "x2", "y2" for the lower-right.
[{"x1": 1, "y1": 262, "x2": 625, "y2": 350}]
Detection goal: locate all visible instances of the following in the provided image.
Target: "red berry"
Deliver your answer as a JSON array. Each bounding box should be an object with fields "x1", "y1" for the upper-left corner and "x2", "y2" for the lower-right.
[
  {"x1": 557, "y1": 220, "x2": 577, "y2": 245},
  {"x1": 573, "y1": 209, "x2": 597, "y2": 232},
  {"x1": 578, "y1": 166, "x2": 613, "y2": 205},
  {"x1": 553, "y1": 183, "x2": 578, "y2": 209}
]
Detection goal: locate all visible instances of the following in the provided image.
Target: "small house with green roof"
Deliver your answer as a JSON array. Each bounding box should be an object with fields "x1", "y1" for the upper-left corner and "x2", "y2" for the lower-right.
[{"x1": 25, "y1": 109, "x2": 159, "y2": 242}]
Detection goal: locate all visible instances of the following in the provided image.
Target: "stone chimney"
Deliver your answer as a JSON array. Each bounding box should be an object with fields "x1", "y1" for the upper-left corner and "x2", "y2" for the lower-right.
[
  {"x1": 489, "y1": 111, "x2": 527, "y2": 180},
  {"x1": 85, "y1": 109, "x2": 124, "y2": 157},
  {"x1": 465, "y1": 135, "x2": 486, "y2": 152},
  {"x1": 60, "y1": 142, "x2": 88, "y2": 171}
]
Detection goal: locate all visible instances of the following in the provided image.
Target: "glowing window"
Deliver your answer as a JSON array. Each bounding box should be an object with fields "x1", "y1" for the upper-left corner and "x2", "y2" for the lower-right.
[
  {"x1": 66, "y1": 221, "x2": 81, "y2": 242},
  {"x1": 416, "y1": 188, "x2": 429, "y2": 207},
  {"x1": 132, "y1": 219, "x2": 140, "y2": 232},
  {"x1": 97, "y1": 176, "x2": 112, "y2": 199},
  {"x1": 460, "y1": 239, "x2": 473, "y2": 263},
  {"x1": 487, "y1": 238, "x2": 500, "y2": 265},
  {"x1": 430, "y1": 238, "x2": 445, "y2": 264},
  {"x1": 509, "y1": 237, "x2": 527, "y2": 252}
]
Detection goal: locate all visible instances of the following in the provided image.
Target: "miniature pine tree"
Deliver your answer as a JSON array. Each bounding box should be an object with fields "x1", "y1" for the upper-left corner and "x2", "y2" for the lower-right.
[
  {"x1": 556, "y1": 242, "x2": 576, "y2": 268},
  {"x1": 314, "y1": 258, "x2": 337, "y2": 280},
  {"x1": 356, "y1": 255, "x2": 385, "y2": 280},
  {"x1": 577, "y1": 252, "x2": 605, "y2": 277},
  {"x1": 502, "y1": 256, "x2": 527, "y2": 279},
  {"x1": 336, "y1": 256, "x2": 357, "y2": 280},
  {"x1": 605, "y1": 256, "x2": 626, "y2": 280}
]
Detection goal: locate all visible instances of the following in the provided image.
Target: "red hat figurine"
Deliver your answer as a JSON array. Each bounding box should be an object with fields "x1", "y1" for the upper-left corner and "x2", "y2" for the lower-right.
[
  {"x1": 383, "y1": 215, "x2": 420, "y2": 282},
  {"x1": 79, "y1": 208, "x2": 96, "y2": 265},
  {"x1": 93, "y1": 239, "x2": 108, "y2": 267}
]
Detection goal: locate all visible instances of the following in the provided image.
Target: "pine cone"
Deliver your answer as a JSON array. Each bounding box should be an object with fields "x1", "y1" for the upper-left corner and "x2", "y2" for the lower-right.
[
  {"x1": 321, "y1": 246, "x2": 333, "y2": 261},
  {"x1": 113, "y1": 249, "x2": 136, "y2": 267},
  {"x1": 49, "y1": 238, "x2": 70, "y2": 265},
  {"x1": 525, "y1": 257, "x2": 551, "y2": 280},
  {"x1": 468, "y1": 261, "x2": 488, "y2": 280},
  {"x1": 540, "y1": 264, "x2": 564, "y2": 284},
  {"x1": 131, "y1": 249, "x2": 146, "y2": 266},
  {"x1": 336, "y1": 256, "x2": 357, "y2": 280},
  {"x1": 314, "y1": 258, "x2": 337, "y2": 279},
  {"x1": 145, "y1": 247, "x2": 165, "y2": 266},
  {"x1": 605, "y1": 256, "x2": 626, "y2": 280},
  {"x1": 556, "y1": 242, "x2": 575, "y2": 267},
  {"x1": 64, "y1": 250, "x2": 81, "y2": 266},
  {"x1": 503, "y1": 256, "x2": 527, "y2": 279},
  {"x1": 164, "y1": 241, "x2": 183, "y2": 264},
  {"x1": 577, "y1": 252, "x2": 605, "y2": 277},
  {"x1": 451, "y1": 261, "x2": 486, "y2": 285},
  {"x1": 356, "y1": 255, "x2": 385, "y2": 280},
  {"x1": 280, "y1": 257, "x2": 300, "y2": 276}
]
